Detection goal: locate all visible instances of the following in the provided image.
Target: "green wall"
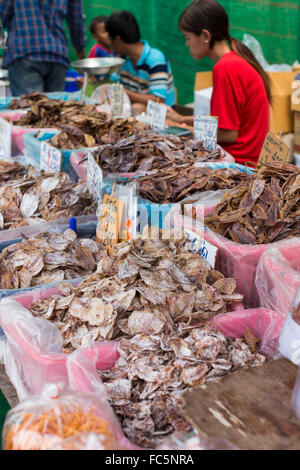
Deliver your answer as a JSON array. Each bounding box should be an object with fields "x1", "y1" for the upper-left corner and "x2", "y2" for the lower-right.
[{"x1": 68, "y1": 0, "x2": 300, "y2": 105}]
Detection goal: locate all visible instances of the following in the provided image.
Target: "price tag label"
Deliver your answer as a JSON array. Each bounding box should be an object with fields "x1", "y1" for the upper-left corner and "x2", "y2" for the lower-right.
[
  {"x1": 96, "y1": 193, "x2": 124, "y2": 255},
  {"x1": 111, "y1": 83, "x2": 124, "y2": 117},
  {"x1": 87, "y1": 152, "x2": 103, "y2": 206},
  {"x1": 194, "y1": 115, "x2": 218, "y2": 151},
  {"x1": 146, "y1": 100, "x2": 167, "y2": 130},
  {"x1": 258, "y1": 131, "x2": 289, "y2": 164},
  {"x1": 0, "y1": 116, "x2": 12, "y2": 160},
  {"x1": 184, "y1": 228, "x2": 218, "y2": 268},
  {"x1": 40, "y1": 142, "x2": 62, "y2": 173}
]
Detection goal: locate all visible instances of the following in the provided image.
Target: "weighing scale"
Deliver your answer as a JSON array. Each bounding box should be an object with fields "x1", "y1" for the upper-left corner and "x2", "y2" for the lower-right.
[{"x1": 71, "y1": 57, "x2": 125, "y2": 100}]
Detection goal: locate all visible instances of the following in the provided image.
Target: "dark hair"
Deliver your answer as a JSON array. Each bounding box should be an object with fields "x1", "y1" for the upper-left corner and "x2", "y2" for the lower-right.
[
  {"x1": 179, "y1": 0, "x2": 272, "y2": 103},
  {"x1": 106, "y1": 10, "x2": 141, "y2": 44},
  {"x1": 89, "y1": 16, "x2": 108, "y2": 35}
]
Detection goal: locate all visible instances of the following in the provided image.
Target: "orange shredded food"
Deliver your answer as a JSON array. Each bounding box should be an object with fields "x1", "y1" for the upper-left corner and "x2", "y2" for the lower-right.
[{"x1": 4, "y1": 404, "x2": 117, "y2": 450}]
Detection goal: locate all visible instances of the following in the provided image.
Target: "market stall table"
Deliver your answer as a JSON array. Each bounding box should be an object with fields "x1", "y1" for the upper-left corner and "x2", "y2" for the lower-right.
[{"x1": 182, "y1": 358, "x2": 299, "y2": 450}]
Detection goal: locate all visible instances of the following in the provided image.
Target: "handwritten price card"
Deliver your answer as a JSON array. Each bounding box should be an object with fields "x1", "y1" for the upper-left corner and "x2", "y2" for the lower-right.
[
  {"x1": 111, "y1": 83, "x2": 124, "y2": 117},
  {"x1": 259, "y1": 131, "x2": 289, "y2": 164},
  {"x1": 146, "y1": 100, "x2": 167, "y2": 130},
  {"x1": 96, "y1": 194, "x2": 124, "y2": 255},
  {"x1": 40, "y1": 142, "x2": 62, "y2": 173}
]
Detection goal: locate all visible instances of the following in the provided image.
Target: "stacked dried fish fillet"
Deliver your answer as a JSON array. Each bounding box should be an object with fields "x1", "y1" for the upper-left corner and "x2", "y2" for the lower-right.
[
  {"x1": 205, "y1": 161, "x2": 300, "y2": 244},
  {"x1": 0, "y1": 171, "x2": 96, "y2": 230},
  {"x1": 94, "y1": 133, "x2": 226, "y2": 174},
  {"x1": 29, "y1": 227, "x2": 243, "y2": 352},
  {"x1": 135, "y1": 164, "x2": 253, "y2": 204},
  {"x1": 0, "y1": 229, "x2": 106, "y2": 289},
  {"x1": 9, "y1": 93, "x2": 147, "y2": 149},
  {"x1": 99, "y1": 326, "x2": 266, "y2": 448}
]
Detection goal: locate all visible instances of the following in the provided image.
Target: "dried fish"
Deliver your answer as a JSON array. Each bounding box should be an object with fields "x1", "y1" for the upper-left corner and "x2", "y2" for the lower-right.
[
  {"x1": 205, "y1": 162, "x2": 300, "y2": 244},
  {"x1": 94, "y1": 133, "x2": 229, "y2": 175},
  {"x1": 98, "y1": 325, "x2": 266, "y2": 448},
  {"x1": 0, "y1": 230, "x2": 106, "y2": 289},
  {"x1": 133, "y1": 164, "x2": 253, "y2": 203},
  {"x1": 28, "y1": 226, "x2": 243, "y2": 352}
]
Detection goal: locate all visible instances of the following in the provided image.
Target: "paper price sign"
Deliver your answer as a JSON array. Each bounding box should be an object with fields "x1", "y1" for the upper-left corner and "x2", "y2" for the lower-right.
[
  {"x1": 96, "y1": 194, "x2": 124, "y2": 255},
  {"x1": 146, "y1": 100, "x2": 167, "y2": 130},
  {"x1": 0, "y1": 117, "x2": 12, "y2": 160},
  {"x1": 259, "y1": 131, "x2": 289, "y2": 164},
  {"x1": 87, "y1": 153, "x2": 103, "y2": 206},
  {"x1": 111, "y1": 83, "x2": 124, "y2": 117},
  {"x1": 40, "y1": 142, "x2": 62, "y2": 173},
  {"x1": 194, "y1": 115, "x2": 218, "y2": 151}
]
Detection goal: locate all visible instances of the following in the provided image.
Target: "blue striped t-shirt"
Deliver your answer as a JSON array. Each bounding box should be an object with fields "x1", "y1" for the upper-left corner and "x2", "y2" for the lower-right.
[{"x1": 112, "y1": 40, "x2": 176, "y2": 107}]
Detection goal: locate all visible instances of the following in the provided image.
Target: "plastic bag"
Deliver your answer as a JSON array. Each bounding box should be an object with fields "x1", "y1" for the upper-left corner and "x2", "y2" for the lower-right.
[
  {"x1": 242, "y1": 34, "x2": 293, "y2": 71},
  {"x1": 209, "y1": 308, "x2": 285, "y2": 358},
  {"x1": 278, "y1": 286, "x2": 300, "y2": 365},
  {"x1": 256, "y1": 242, "x2": 300, "y2": 316},
  {"x1": 2, "y1": 383, "x2": 124, "y2": 450},
  {"x1": 0, "y1": 110, "x2": 52, "y2": 156}
]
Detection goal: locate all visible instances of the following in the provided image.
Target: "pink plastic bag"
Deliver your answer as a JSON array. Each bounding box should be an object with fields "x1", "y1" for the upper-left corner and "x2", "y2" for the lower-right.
[
  {"x1": 256, "y1": 242, "x2": 300, "y2": 316},
  {"x1": 172, "y1": 212, "x2": 300, "y2": 309}
]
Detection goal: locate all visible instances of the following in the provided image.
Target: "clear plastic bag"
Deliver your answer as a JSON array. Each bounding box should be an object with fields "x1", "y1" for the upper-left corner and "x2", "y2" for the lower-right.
[
  {"x1": 158, "y1": 430, "x2": 239, "y2": 450},
  {"x1": 2, "y1": 383, "x2": 124, "y2": 450},
  {"x1": 279, "y1": 286, "x2": 300, "y2": 365},
  {"x1": 0, "y1": 295, "x2": 119, "y2": 401},
  {"x1": 256, "y1": 243, "x2": 300, "y2": 316}
]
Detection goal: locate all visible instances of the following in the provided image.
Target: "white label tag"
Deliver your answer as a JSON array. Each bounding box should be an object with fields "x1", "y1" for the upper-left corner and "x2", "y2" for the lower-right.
[
  {"x1": 184, "y1": 228, "x2": 218, "y2": 268},
  {"x1": 40, "y1": 142, "x2": 62, "y2": 173},
  {"x1": 146, "y1": 100, "x2": 167, "y2": 130},
  {"x1": 87, "y1": 153, "x2": 103, "y2": 206},
  {"x1": 194, "y1": 115, "x2": 218, "y2": 151},
  {"x1": 0, "y1": 116, "x2": 11, "y2": 160},
  {"x1": 111, "y1": 83, "x2": 124, "y2": 117}
]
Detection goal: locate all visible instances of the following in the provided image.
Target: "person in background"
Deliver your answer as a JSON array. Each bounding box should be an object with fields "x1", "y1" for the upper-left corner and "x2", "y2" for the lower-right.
[
  {"x1": 0, "y1": 0, "x2": 86, "y2": 97},
  {"x1": 166, "y1": 0, "x2": 271, "y2": 166},
  {"x1": 88, "y1": 16, "x2": 114, "y2": 59},
  {"x1": 106, "y1": 10, "x2": 176, "y2": 114}
]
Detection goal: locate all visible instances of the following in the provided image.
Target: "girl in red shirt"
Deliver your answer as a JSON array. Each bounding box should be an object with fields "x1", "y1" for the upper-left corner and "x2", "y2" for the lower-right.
[{"x1": 167, "y1": 0, "x2": 271, "y2": 165}]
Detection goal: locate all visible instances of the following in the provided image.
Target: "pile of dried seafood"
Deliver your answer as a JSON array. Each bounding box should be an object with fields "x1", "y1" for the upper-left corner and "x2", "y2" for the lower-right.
[
  {"x1": 0, "y1": 160, "x2": 29, "y2": 186},
  {"x1": 29, "y1": 227, "x2": 243, "y2": 352},
  {"x1": 0, "y1": 171, "x2": 96, "y2": 230},
  {"x1": 48, "y1": 117, "x2": 147, "y2": 150},
  {"x1": 99, "y1": 325, "x2": 266, "y2": 448},
  {"x1": 94, "y1": 132, "x2": 226, "y2": 174},
  {"x1": 205, "y1": 161, "x2": 300, "y2": 244},
  {"x1": 8, "y1": 93, "x2": 147, "y2": 149},
  {"x1": 13, "y1": 98, "x2": 107, "y2": 129},
  {"x1": 0, "y1": 229, "x2": 106, "y2": 289},
  {"x1": 134, "y1": 164, "x2": 253, "y2": 204}
]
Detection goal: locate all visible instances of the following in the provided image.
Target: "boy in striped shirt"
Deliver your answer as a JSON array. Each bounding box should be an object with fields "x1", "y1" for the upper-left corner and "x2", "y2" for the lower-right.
[{"x1": 106, "y1": 10, "x2": 176, "y2": 114}]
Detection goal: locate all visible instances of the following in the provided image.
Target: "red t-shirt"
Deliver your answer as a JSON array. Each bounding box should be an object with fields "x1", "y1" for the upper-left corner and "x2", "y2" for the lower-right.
[{"x1": 210, "y1": 51, "x2": 269, "y2": 165}]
